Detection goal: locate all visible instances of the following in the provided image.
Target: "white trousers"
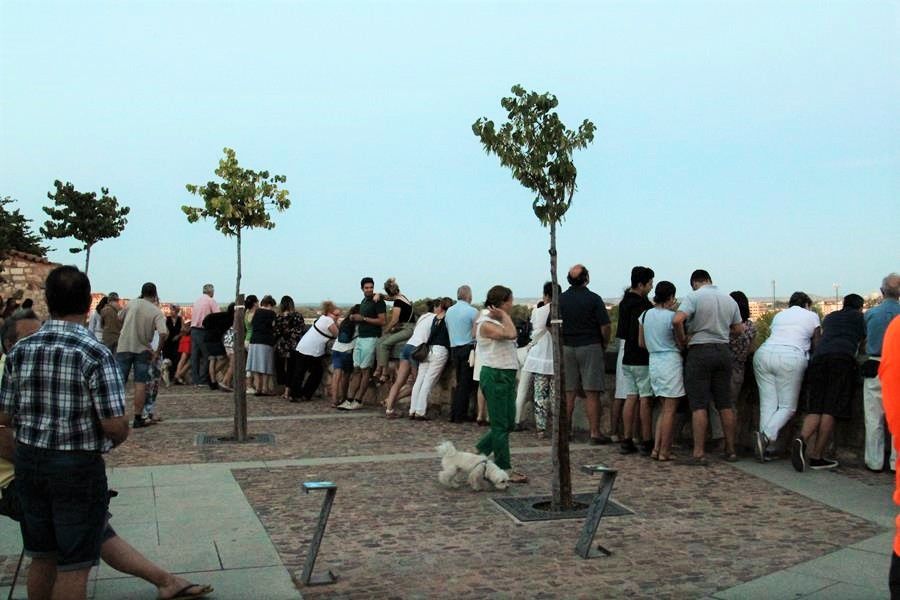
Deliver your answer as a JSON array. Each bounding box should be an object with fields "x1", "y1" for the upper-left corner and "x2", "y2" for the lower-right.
[
  {"x1": 863, "y1": 373, "x2": 897, "y2": 470},
  {"x1": 409, "y1": 346, "x2": 449, "y2": 416},
  {"x1": 753, "y1": 345, "x2": 807, "y2": 444},
  {"x1": 515, "y1": 370, "x2": 534, "y2": 424}
]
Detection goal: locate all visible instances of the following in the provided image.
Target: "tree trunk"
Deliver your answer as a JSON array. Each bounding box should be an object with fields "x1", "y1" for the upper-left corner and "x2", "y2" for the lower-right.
[
  {"x1": 233, "y1": 295, "x2": 248, "y2": 441},
  {"x1": 84, "y1": 244, "x2": 92, "y2": 275},
  {"x1": 235, "y1": 228, "x2": 242, "y2": 299},
  {"x1": 549, "y1": 219, "x2": 572, "y2": 511}
]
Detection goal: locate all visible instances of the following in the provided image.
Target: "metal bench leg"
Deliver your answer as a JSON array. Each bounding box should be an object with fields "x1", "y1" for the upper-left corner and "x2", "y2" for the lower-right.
[
  {"x1": 8, "y1": 548, "x2": 24, "y2": 600},
  {"x1": 300, "y1": 486, "x2": 338, "y2": 586},
  {"x1": 575, "y1": 470, "x2": 618, "y2": 559}
]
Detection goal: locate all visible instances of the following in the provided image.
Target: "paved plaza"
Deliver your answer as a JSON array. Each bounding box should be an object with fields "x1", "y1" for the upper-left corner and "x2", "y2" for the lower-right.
[{"x1": 1, "y1": 385, "x2": 895, "y2": 599}]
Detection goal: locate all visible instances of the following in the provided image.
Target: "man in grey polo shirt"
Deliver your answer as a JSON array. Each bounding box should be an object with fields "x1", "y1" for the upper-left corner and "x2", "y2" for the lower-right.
[{"x1": 673, "y1": 269, "x2": 743, "y2": 464}]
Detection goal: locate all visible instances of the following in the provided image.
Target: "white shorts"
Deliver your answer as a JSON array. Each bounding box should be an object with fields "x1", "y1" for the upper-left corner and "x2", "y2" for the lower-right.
[
  {"x1": 622, "y1": 364, "x2": 652, "y2": 397},
  {"x1": 648, "y1": 351, "x2": 685, "y2": 398},
  {"x1": 613, "y1": 342, "x2": 626, "y2": 399}
]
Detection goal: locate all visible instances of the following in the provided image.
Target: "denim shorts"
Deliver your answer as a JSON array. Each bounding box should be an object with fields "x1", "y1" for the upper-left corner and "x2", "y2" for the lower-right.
[
  {"x1": 332, "y1": 350, "x2": 354, "y2": 373},
  {"x1": 14, "y1": 444, "x2": 110, "y2": 571},
  {"x1": 116, "y1": 350, "x2": 152, "y2": 384}
]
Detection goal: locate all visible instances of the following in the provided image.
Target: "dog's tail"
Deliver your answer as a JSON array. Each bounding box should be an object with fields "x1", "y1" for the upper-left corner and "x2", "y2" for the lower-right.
[{"x1": 436, "y1": 440, "x2": 457, "y2": 458}]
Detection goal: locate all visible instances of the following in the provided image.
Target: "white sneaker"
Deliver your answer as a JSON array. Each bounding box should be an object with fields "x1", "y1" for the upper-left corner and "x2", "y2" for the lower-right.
[
  {"x1": 247, "y1": 387, "x2": 257, "y2": 395},
  {"x1": 345, "y1": 400, "x2": 363, "y2": 411},
  {"x1": 336, "y1": 400, "x2": 354, "y2": 410}
]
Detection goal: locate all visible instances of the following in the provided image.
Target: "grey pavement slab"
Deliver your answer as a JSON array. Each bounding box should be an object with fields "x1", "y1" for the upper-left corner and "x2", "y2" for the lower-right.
[
  {"x1": 850, "y1": 530, "x2": 895, "y2": 556},
  {"x1": 787, "y1": 548, "x2": 888, "y2": 593},
  {"x1": 712, "y1": 570, "x2": 835, "y2": 599},
  {"x1": 801, "y1": 581, "x2": 885, "y2": 599},
  {"x1": 91, "y1": 566, "x2": 302, "y2": 599},
  {"x1": 0, "y1": 517, "x2": 22, "y2": 554}
]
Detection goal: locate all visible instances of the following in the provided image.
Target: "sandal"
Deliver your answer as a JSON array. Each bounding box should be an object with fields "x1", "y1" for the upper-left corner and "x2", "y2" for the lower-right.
[
  {"x1": 508, "y1": 471, "x2": 529, "y2": 484},
  {"x1": 650, "y1": 450, "x2": 660, "y2": 460},
  {"x1": 385, "y1": 410, "x2": 400, "y2": 419},
  {"x1": 723, "y1": 453, "x2": 740, "y2": 463},
  {"x1": 685, "y1": 456, "x2": 709, "y2": 467}
]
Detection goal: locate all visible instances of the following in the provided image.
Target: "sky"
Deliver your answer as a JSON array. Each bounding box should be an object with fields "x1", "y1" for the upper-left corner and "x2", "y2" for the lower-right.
[{"x1": 1, "y1": 0, "x2": 897, "y2": 304}]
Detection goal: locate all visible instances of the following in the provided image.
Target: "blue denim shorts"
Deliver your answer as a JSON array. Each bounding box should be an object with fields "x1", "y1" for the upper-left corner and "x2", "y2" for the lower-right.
[
  {"x1": 14, "y1": 444, "x2": 110, "y2": 571},
  {"x1": 332, "y1": 350, "x2": 354, "y2": 373},
  {"x1": 116, "y1": 350, "x2": 152, "y2": 384}
]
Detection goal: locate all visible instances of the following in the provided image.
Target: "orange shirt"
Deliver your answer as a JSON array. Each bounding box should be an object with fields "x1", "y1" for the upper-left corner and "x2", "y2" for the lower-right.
[{"x1": 879, "y1": 316, "x2": 900, "y2": 555}]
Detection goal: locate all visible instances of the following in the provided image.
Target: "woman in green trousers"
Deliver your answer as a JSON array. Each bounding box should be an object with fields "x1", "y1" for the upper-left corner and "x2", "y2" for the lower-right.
[{"x1": 475, "y1": 285, "x2": 528, "y2": 484}]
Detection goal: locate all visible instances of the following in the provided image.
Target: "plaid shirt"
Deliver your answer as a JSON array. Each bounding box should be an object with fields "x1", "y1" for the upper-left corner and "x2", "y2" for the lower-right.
[{"x1": 0, "y1": 320, "x2": 126, "y2": 452}]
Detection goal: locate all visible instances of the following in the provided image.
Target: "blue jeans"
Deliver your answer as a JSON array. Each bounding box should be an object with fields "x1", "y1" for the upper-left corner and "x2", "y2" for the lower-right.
[
  {"x1": 14, "y1": 444, "x2": 109, "y2": 571},
  {"x1": 116, "y1": 350, "x2": 152, "y2": 384}
]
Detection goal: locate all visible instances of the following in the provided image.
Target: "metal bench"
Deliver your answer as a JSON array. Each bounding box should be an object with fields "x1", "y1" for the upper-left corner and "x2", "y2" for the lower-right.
[
  {"x1": 575, "y1": 464, "x2": 618, "y2": 559},
  {"x1": 299, "y1": 481, "x2": 338, "y2": 586}
]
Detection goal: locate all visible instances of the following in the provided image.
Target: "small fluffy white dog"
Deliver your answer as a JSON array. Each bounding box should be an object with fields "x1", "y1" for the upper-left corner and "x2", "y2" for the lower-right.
[{"x1": 436, "y1": 441, "x2": 509, "y2": 491}]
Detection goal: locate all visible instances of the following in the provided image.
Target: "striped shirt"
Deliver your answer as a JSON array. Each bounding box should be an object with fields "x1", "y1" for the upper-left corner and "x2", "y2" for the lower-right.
[{"x1": 0, "y1": 320, "x2": 126, "y2": 452}]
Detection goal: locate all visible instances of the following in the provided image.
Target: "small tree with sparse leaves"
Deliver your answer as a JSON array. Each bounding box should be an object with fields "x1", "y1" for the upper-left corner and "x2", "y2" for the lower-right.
[
  {"x1": 41, "y1": 181, "x2": 129, "y2": 275},
  {"x1": 474, "y1": 85, "x2": 595, "y2": 511},
  {"x1": 183, "y1": 147, "x2": 290, "y2": 300}
]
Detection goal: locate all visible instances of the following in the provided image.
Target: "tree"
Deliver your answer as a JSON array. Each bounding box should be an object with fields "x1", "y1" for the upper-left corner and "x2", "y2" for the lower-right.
[
  {"x1": 183, "y1": 147, "x2": 290, "y2": 442},
  {"x1": 183, "y1": 147, "x2": 291, "y2": 299},
  {"x1": 41, "y1": 181, "x2": 130, "y2": 275},
  {"x1": 473, "y1": 85, "x2": 595, "y2": 511},
  {"x1": 0, "y1": 196, "x2": 48, "y2": 281}
]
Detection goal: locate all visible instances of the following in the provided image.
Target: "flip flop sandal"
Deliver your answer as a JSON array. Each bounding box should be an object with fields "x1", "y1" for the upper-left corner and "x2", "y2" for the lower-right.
[
  {"x1": 508, "y1": 471, "x2": 529, "y2": 484},
  {"x1": 685, "y1": 456, "x2": 708, "y2": 467},
  {"x1": 162, "y1": 583, "x2": 214, "y2": 600}
]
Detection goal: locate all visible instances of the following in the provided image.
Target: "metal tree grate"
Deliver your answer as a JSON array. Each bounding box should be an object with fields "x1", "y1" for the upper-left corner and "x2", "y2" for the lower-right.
[
  {"x1": 195, "y1": 433, "x2": 275, "y2": 446},
  {"x1": 491, "y1": 493, "x2": 634, "y2": 523}
]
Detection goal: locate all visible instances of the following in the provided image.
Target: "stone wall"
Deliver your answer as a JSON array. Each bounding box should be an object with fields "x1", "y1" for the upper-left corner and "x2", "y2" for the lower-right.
[{"x1": 0, "y1": 251, "x2": 59, "y2": 320}]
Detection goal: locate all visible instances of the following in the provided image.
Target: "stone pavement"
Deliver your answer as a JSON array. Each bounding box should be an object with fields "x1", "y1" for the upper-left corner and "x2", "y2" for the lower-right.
[{"x1": 0, "y1": 384, "x2": 896, "y2": 598}]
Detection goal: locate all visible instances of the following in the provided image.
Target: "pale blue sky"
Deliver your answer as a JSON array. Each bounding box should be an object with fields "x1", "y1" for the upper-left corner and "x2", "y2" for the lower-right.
[{"x1": 2, "y1": 0, "x2": 897, "y2": 304}]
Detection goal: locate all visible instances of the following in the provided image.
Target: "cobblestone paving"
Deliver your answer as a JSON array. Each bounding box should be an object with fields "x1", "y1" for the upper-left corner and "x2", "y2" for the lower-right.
[{"x1": 234, "y1": 446, "x2": 882, "y2": 599}]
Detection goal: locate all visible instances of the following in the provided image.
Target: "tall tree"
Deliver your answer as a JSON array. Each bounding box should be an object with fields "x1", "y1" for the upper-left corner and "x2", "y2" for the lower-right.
[
  {"x1": 41, "y1": 181, "x2": 130, "y2": 275},
  {"x1": 473, "y1": 85, "x2": 595, "y2": 511},
  {"x1": 183, "y1": 147, "x2": 291, "y2": 299}
]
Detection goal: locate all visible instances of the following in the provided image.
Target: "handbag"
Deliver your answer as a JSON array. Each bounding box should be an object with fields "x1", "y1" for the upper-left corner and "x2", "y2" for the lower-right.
[{"x1": 412, "y1": 343, "x2": 430, "y2": 362}]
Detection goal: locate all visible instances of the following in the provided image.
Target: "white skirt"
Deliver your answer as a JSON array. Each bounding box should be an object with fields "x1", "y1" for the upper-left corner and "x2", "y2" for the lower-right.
[{"x1": 648, "y1": 351, "x2": 685, "y2": 398}]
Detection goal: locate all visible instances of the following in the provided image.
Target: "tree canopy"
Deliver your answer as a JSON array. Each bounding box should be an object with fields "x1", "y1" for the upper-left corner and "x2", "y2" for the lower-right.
[
  {"x1": 472, "y1": 84, "x2": 595, "y2": 224},
  {"x1": 183, "y1": 147, "x2": 291, "y2": 299},
  {"x1": 0, "y1": 195, "x2": 47, "y2": 258},
  {"x1": 41, "y1": 180, "x2": 129, "y2": 274}
]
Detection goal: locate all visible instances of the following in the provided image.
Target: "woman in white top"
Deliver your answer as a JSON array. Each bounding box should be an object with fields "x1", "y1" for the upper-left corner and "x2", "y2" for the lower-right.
[
  {"x1": 474, "y1": 285, "x2": 528, "y2": 484},
  {"x1": 384, "y1": 301, "x2": 436, "y2": 418},
  {"x1": 752, "y1": 291, "x2": 822, "y2": 461},
  {"x1": 408, "y1": 298, "x2": 452, "y2": 420},
  {"x1": 522, "y1": 282, "x2": 560, "y2": 438},
  {"x1": 290, "y1": 301, "x2": 340, "y2": 402}
]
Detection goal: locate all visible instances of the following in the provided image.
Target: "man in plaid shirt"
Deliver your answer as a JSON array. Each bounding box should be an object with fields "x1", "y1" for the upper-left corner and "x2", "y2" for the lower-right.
[{"x1": 0, "y1": 266, "x2": 129, "y2": 600}]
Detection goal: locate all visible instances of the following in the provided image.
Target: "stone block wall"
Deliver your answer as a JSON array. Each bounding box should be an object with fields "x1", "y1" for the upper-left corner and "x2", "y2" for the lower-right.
[{"x1": 0, "y1": 251, "x2": 59, "y2": 320}]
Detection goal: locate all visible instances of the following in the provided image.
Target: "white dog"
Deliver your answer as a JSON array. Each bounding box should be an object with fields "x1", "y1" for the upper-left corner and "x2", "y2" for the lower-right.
[{"x1": 436, "y1": 441, "x2": 509, "y2": 491}]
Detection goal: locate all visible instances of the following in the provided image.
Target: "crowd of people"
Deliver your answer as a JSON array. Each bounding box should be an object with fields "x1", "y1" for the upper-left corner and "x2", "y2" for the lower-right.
[{"x1": 0, "y1": 263, "x2": 898, "y2": 598}]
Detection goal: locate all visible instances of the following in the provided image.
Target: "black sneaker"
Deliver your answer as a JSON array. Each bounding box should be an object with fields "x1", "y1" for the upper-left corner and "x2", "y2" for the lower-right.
[
  {"x1": 639, "y1": 440, "x2": 654, "y2": 457},
  {"x1": 809, "y1": 458, "x2": 839, "y2": 470},
  {"x1": 208, "y1": 381, "x2": 219, "y2": 391},
  {"x1": 590, "y1": 434, "x2": 612, "y2": 445},
  {"x1": 791, "y1": 437, "x2": 806, "y2": 472},
  {"x1": 133, "y1": 416, "x2": 148, "y2": 429},
  {"x1": 619, "y1": 439, "x2": 638, "y2": 454}
]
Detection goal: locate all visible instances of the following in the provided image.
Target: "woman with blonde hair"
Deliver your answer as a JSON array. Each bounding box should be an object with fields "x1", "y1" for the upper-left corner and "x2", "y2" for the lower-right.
[
  {"x1": 373, "y1": 278, "x2": 416, "y2": 385},
  {"x1": 291, "y1": 301, "x2": 341, "y2": 402}
]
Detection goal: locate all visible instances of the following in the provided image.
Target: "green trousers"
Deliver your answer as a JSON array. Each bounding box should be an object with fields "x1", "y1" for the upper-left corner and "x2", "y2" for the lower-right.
[
  {"x1": 476, "y1": 366, "x2": 517, "y2": 470},
  {"x1": 375, "y1": 322, "x2": 415, "y2": 368}
]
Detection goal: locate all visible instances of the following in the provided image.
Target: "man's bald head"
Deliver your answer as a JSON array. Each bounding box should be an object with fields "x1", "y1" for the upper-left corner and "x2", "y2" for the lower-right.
[
  {"x1": 882, "y1": 273, "x2": 900, "y2": 300},
  {"x1": 567, "y1": 264, "x2": 590, "y2": 287}
]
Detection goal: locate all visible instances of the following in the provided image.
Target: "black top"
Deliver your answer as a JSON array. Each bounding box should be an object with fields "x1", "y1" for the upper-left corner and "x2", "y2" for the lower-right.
[
  {"x1": 559, "y1": 286, "x2": 611, "y2": 347},
  {"x1": 249, "y1": 308, "x2": 276, "y2": 346},
  {"x1": 618, "y1": 291, "x2": 652, "y2": 366},
  {"x1": 813, "y1": 308, "x2": 866, "y2": 358},
  {"x1": 358, "y1": 297, "x2": 387, "y2": 338},
  {"x1": 165, "y1": 316, "x2": 182, "y2": 351},
  {"x1": 203, "y1": 312, "x2": 232, "y2": 343},
  {"x1": 393, "y1": 297, "x2": 414, "y2": 324},
  {"x1": 427, "y1": 316, "x2": 450, "y2": 348}
]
